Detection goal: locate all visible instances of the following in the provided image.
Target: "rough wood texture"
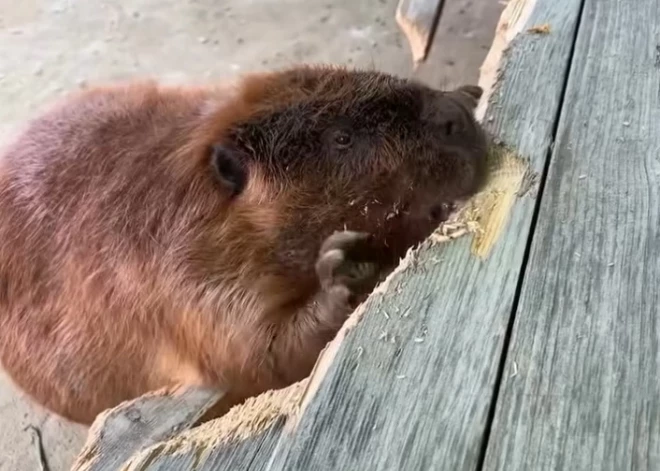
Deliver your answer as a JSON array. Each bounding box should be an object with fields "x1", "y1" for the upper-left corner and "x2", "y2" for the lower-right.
[
  {"x1": 96, "y1": 0, "x2": 586, "y2": 469},
  {"x1": 261, "y1": 0, "x2": 582, "y2": 466},
  {"x1": 70, "y1": 0, "x2": 600, "y2": 468},
  {"x1": 71, "y1": 385, "x2": 223, "y2": 471},
  {"x1": 483, "y1": 0, "x2": 660, "y2": 469},
  {"x1": 121, "y1": 381, "x2": 306, "y2": 471},
  {"x1": 395, "y1": 0, "x2": 444, "y2": 64}
]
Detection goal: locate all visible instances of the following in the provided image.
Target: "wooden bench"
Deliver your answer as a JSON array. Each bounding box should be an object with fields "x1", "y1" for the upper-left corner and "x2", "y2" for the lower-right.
[{"x1": 71, "y1": 0, "x2": 660, "y2": 469}]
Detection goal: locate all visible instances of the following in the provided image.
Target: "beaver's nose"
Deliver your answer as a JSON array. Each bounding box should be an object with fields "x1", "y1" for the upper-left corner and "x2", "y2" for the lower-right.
[{"x1": 429, "y1": 202, "x2": 456, "y2": 223}]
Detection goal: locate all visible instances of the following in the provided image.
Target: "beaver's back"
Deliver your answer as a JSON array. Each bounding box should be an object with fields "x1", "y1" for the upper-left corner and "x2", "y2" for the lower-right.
[{"x1": 0, "y1": 82, "x2": 219, "y2": 422}]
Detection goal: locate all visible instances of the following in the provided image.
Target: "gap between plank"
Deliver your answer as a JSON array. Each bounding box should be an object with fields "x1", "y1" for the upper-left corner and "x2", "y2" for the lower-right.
[{"x1": 474, "y1": 0, "x2": 589, "y2": 469}]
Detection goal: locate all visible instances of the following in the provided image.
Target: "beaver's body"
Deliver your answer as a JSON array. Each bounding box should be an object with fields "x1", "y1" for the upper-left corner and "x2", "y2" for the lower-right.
[{"x1": 0, "y1": 66, "x2": 487, "y2": 424}]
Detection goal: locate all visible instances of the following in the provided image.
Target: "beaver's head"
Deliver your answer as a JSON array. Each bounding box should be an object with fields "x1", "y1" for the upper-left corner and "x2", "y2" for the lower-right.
[{"x1": 205, "y1": 65, "x2": 488, "y2": 280}]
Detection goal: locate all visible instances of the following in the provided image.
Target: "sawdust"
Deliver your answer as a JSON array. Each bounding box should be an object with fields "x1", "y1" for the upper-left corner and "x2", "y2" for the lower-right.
[
  {"x1": 122, "y1": 380, "x2": 308, "y2": 470},
  {"x1": 431, "y1": 142, "x2": 530, "y2": 259},
  {"x1": 527, "y1": 23, "x2": 551, "y2": 34}
]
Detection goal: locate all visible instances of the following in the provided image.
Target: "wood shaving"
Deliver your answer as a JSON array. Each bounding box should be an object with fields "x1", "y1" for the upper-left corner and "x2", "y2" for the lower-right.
[{"x1": 527, "y1": 23, "x2": 551, "y2": 34}]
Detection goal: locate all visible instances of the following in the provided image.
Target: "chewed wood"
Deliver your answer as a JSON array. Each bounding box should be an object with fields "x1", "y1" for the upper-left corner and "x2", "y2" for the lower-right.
[
  {"x1": 483, "y1": 0, "x2": 660, "y2": 469},
  {"x1": 264, "y1": 0, "x2": 584, "y2": 468},
  {"x1": 121, "y1": 381, "x2": 306, "y2": 471},
  {"x1": 125, "y1": 0, "x2": 584, "y2": 468},
  {"x1": 70, "y1": 0, "x2": 592, "y2": 469},
  {"x1": 71, "y1": 385, "x2": 223, "y2": 471}
]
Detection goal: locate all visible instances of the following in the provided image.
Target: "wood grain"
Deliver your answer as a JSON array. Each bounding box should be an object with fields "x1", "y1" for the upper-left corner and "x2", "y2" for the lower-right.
[
  {"x1": 71, "y1": 385, "x2": 223, "y2": 471},
  {"x1": 266, "y1": 0, "x2": 584, "y2": 468},
  {"x1": 120, "y1": 380, "x2": 306, "y2": 471},
  {"x1": 72, "y1": 0, "x2": 589, "y2": 468},
  {"x1": 482, "y1": 0, "x2": 660, "y2": 469},
  {"x1": 395, "y1": 0, "x2": 444, "y2": 64}
]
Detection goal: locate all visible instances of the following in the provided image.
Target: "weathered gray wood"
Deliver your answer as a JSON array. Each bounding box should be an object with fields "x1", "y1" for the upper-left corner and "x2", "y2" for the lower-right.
[
  {"x1": 482, "y1": 0, "x2": 660, "y2": 469},
  {"x1": 121, "y1": 380, "x2": 306, "y2": 471},
  {"x1": 111, "y1": 0, "x2": 585, "y2": 469},
  {"x1": 395, "y1": 0, "x2": 444, "y2": 64},
  {"x1": 71, "y1": 385, "x2": 223, "y2": 471},
  {"x1": 263, "y1": 1, "x2": 582, "y2": 469}
]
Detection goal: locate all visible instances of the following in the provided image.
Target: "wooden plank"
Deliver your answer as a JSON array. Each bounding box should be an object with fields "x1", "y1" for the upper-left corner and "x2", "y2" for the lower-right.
[
  {"x1": 109, "y1": 0, "x2": 586, "y2": 469},
  {"x1": 482, "y1": 0, "x2": 660, "y2": 469},
  {"x1": 78, "y1": 0, "x2": 587, "y2": 468},
  {"x1": 71, "y1": 385, "x2": 224, "y2": 471},
  {"x1": 121, "y1": 381, "x2": 305, "y2": 471},
  {"x1": 262, "y1": 1, "x2": 582, "y2": 468},
  {"x1": 414, "y1": 0, "x2": 505, "y2": 89},
  {"x1": 395, "y1": 0, "x2": 444, "y2": 64}
]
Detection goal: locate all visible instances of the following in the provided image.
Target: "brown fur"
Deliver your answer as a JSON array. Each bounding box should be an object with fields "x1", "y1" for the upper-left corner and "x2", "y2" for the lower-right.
[{"x1": 0, "y1": 65, "x2": 487, "y2": 424}]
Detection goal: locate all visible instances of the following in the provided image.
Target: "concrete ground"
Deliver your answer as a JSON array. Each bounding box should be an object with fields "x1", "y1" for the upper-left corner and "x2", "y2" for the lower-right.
[{"x1": 0, "y1": 1, "x2": 499, "y2": 469}]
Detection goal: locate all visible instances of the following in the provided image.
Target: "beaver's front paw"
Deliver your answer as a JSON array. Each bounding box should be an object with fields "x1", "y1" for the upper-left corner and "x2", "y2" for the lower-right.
[{"x1": 315, "y1": 230, "x2": 381, "y2": 306}]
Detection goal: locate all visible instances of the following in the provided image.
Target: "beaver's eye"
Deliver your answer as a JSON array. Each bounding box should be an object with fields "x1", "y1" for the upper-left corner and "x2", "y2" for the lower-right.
[{"x1": 334, "y1": 131, "x2": 352, "y2": 148}]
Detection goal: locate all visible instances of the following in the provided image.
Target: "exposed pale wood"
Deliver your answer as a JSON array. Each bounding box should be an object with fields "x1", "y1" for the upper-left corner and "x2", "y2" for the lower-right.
[
  {"x1": 414, "y1": 0, "x2": 505, "y2": 90},
  {"x1": 482, "y1": 0, "x2": 660, "y2": 469},
  {"x1": 70, "y1": 385, "x2": 223, "y2": 471},
  {"x1": 395, "y1": 0, "x2": 444, "y2": 64},
  {"x1": 98, "y1": 0, "x2": 586, "y2": 469}
]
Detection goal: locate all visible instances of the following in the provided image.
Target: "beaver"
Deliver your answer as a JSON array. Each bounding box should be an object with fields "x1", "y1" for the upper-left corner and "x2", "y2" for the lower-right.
[{"x1": 0, "y1": 65, "x2": 488, "y2": 424}]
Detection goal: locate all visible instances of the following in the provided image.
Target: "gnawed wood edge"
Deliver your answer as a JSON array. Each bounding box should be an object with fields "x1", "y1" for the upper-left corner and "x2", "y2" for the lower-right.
[
  {"x1": 67, "y1": 146, "x2": 532, "y2": 470},
  {"x1": 292, "y1": 141, "x2": 531, "y2": 429},
  {"x1": 73, "y1": 1, "x2": 540, "y2": 460},
  {"x1": 71, "y1": 385, "x2": 224, "y2": 471},
  {"x1": 476, "y1": 0, "x2": 537, "y2": 121},
  {"x1": 112, "y1": 141, "x2": 531, "y2": 469},
  {"x1": 395, "y1": 0, "x2": 444, "y2": 65},
  {"x1": 122, "y1": 381, "x2": 307, "y2": 470}
]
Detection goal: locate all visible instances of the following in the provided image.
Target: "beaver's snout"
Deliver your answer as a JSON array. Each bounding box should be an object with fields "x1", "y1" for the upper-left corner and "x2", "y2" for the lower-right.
[{"x1": 428, "y1": 202, "x2": 458, "y2": 223}]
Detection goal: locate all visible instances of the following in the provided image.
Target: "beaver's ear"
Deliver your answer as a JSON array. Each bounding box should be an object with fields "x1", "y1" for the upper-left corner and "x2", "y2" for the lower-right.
[
  {"x1": 210, "y1": 144, "x2": 248, "y2": 197},
  {"x1": 453, "y1": 85, "x2": 483, "y2": 109}
]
